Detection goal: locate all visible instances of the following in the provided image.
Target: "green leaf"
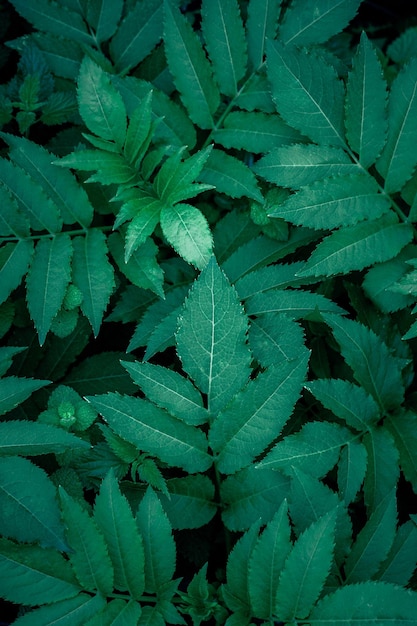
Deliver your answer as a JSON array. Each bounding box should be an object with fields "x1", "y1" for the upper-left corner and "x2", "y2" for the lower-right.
[
  {"x1": 26, "y1": 233, "x2": 73, "y2": 345},
  {"x1": 249, "y1": 314, "x2": 306, "y2": 368},
  {"x1": 0, "y1": 456, "x2": 66, "y2": 550},
  {"x1": 245, "y1": 288, "x2": 345, "y2": 320},
  {"x1": 376, "y1": 520, "x2": 417, "y2": 585},
  {"x1": 110, "y1": 0, "x2": 163, "y2": 72},
  {"x1": 65, "y1": 352, "x2": 137, "y2": 396},
  {"x1": 160, "y1": 203, "x2": 213, "y2": 269},
  {"x1": 0, "y1": 420, "x2": 89, "y2": 456},
  {"x1": 198, "y1": 149, "x2": 263, "y2": 202},
  {"x1": 221, "y1": 466, "x2": 290, "y2": 531},
  {"x1": 77, "y1": 57, "x2": 127, "y2": 148},
  {"x1": 87, "y1": 393, "x2": 212, "y2": 474},
  {"x1": 94, "y1": 470, "x2": 145, "y2": 600},
  {"x1": 84, "y1": 599, "x2": 142, "y2": 626},
  {"x1": 344, "y1": 491, "x2": 397, "y2": 583},
  {"x1": 345, "y1": 32, "x2": 388, "y2": 168},
  {"x1": 0, "y1": 376, "x2": 50, "y2": 417},
  {"x1": 60, "y1": 488, "x2": 114, "y2": 595},
  {"x1": 87, "y1": 0, "x2": 122, "y2": 43},
  {"x1": 123, "y1": 92, "x2": 154, "y2": 167},
  {"x1": 235, "y1": 262, "x2": 309, "y2": 300},
  {"x1": 117, "y1": 195, "x2": 163, "y2": 262},
  {"x1": 2, "y1": 134, "x2": 94, "y2": 228},
  {"x1": 376, "y1": 57, "x2": 417, "y2": 193},
  {"x1": 246, "y1": 0, "x2": 281, "y2": 70},
  {"x1": 72, "y1": 229, "x2": 115, "y2": 337},
  {"x1": 0, "y1": 537, "x2": 80, "y2": 606},
  {"x1": 136, "y1": 487, "x2": 175, "y2": 593},
  {"x1": 275, "y1": 510, "x2": 337, "y2": 621},
  {"x1": 11, "y1": 593, "x2": 106, "y2": 626},
  {"x1": 267, "y1": 41, "x2": 345, "y2": 146},
  {"x1": 0, "y1": 183, "x2": 30, "y2": 237},
  {"x1": 279, "y1": 0, "x2": 361, "y2": 46},
  {"x1": 323, "y1": 313, "x2": 405, "y2": 411},
  {"x1": 164, "y1": 0, "x2": 220, "y2": 129},
  {"x1": 201, "y1": 0, "x2": 247, "y2": 97},
  {"x1": 155, "y1": 146, "x2": 213, "y2": 206},
  {"x1": 248, "y1": 501, "x2": 292, "y2": 619},
  {"x1": 122, "y1": 360, "x2": 208, "y2": 426},
  {"x1": 268, "y1": 174, "x2": 390, "y2": 229},
  {"x1": 363, "y1": 428, "x2": 400, "y2": 512},
  {"x1": 56, "y1": 149, "x2": 135, "y2": 185},
  {"x1": 210, "y1": 354, "x2": 309, "y2": 475},
  {"x1": 386, "y1": 410, "x2": 417, "y2": 493},
  {"x1": 337, "y1": 440, "x2": 368, "y2": 504},
  {"x1": 298, "y1": 213, "x2": 414, "y2": 278},
  {"x1": 0, "y1": 240, "x2": 34, "y2": 306},
  {"x1": 109, "y1": 233, "x2": 164, "y2": 298},
  {"x1": 254, "y1": 144, "x2": 360, "y2": 189},
  {"x1": 158, "y1": 475, "x2": 217, "y2": 530},
  {"x1": 176, "y1": 257, "x2": 251, "y2": 415}
]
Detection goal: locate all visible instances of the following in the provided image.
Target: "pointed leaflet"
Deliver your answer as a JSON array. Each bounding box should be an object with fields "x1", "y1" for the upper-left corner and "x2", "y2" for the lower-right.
[
  {"x1": 275, "y1": 510, "x2": 337, "y2": 621},
  {"x1": 267, "y1": 41, "x2": 345, "y2": 146},
  {"x1": 386, "y1": 410, "x2": 417, "y2": 493},
  {"x1": 338, "y1": 441, "x2": 368, "y2": 504},
  {"x1": 77, "y1": 57, "x2": 127, "y2": 148},
  {"x1": 198, "y1": 149, "x2": 263, "y2": 202},
  {"x1": 248, "y1": 314, "x2": 306, "y2": 368},
  {"x1": 2, "y1": 133, "x2": 94, "y2": 228},
  {"x1": 0, "y1": 456, "x2": 66, "y2": 551},
  {"x1": 345, "y1": 32, "x2": 388, "y2": 168},
  {"x1": 254, "y1": 144, "x2": 360, "y2": 189},
  {"x1": 26, "y1": 233, "x2": 73, "y2": 345},
  {"x1": 310, "y1": 581, "x2": 417, "y2": 623},
  {"x1": 60, "y1": 488, "x2": 114, "y2": 595},
  {"x1": 323, "y1": 313, "x2": 405, "y2": 412},
  {"x1": 158, "y1": 475, "x2": 216, "y2": 529},
  {"x1": 136, "y1": 488, "x2": 175, "y2": 593},
  {"x1": 123, "y1": 92, "x2": 154, "y2": 168},
  {"x1": 0, "y1": 420, "x2": 89, "y2": 456},
  {"x1": 71, "y1": 228, "x2": 115, "y2": 337},
  {"x1": 122, "y1": 360, "x2": 208, "y2": 426},
  {"x1": 377, "y1": 520, "x2": 417, "y2": 585},
  {"x1": 87, "y1": 393, "x2": 211, "y2": 473},
  {"x1": 268, "y1": 174, "x2": 390, "y2": 230},
  {"x1": 0, "y1": 240, "x2": 33, "y2": 305},
  {"x1": 210, "y1": 354, "x2": 309, "y2": 475},
  {"x1": 279, "y1": 0, "x2": 361, "y2": 47},
  {"x1": 0, "y1": 538, "x2": 80, "y2": 606},
  {"x1": 176, "y1": 257, "x2": 251, "y2": 416},
  {"x1": 244, "y1": 288, "x2": 344, "y2": 320},
  {"x1": 118, "y1": 195, "x2": 163, "y2": 262},
  {"x1": 85, "y1": 599, "x2": 142, "y2": 626},
  {"x1": 248, "y1": 501, "x2": 292, "y2": 619},
  {"x1": 11, "y1": 593, "x2": 106, "y2": 626},
  {"x1": 154, "y1": 146, "x2": 213, "y2": 205},
  {"x1": 246, "y1": 0, "x2": 281, "y2": 70},
  {"x1": 94, "y1": 470, "x2": 145, "y2": 600},
  {"x1": 160, "y1": 203, "x2": 213, "y2": 269},
  {"x1": 222, "y1": 521, "x2": 261, "y2": 613},
  {"x1": 0, "y1": 184, "x2": 29, "y2": 237},
  {"x1": 0, "y1": 376, "x2": 50, "y2": 416},
  {"x1": 298, "y1": 213, "x2": 414, "y2": 278},
  {"x1": 87, "y1": 0, "x2": 122, "y2": 43},
  {"x1": 55, "y1": 149, "x2": 135, "y2": 186},
  {"x1": 164, "y1": 0, "x2": 220, "y2": 129},
  {"x1": 201, "y1": 0, "x2": 247, "y2": 97},
  {"x1": 110, "y1": 0, "x2": 163, "y2": 72},
  {"x1": 363, "y1": 428, "x2": 400, "y2": 513},
  {"x1": 344, "y1": 491, "x2": 397, "y2": 583},
  {"x1": 376, "y1": 57, "x2": 417, "y2": 193}
]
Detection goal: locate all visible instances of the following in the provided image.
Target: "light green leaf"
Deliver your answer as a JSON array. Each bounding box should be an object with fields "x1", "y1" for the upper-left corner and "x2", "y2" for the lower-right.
[
  {"x1": 345, "y1": 32, "x2": 388, "y2": 168},
  {"x1": 72, "y1": 229, "x2": 115, "y2": 337},
  {"x1": 117, "y1": 194, "x2": 163, "y2": 262},
  {"x1": 254, "y1": 144, "x2": 359, "y2": 189},
  {"x1": 246, "y1": 0, "x2": 281, "y2": 70},
  {"x1": 94, "y1": 470, "x2": 145, "y2": 600},
  {"x1": 110, "y1": 0, "x2": 163, "y2": 72},
  {"x1": 210, "y1": 354, "x2": 309, "y2": 475},
  {"x1": 0, "y1": 456, "x2": 66, "y2": 550},
  {"x1": 26, "y1": 233, "x2": 73, "y2": 345},
  {"x1": 0, "y1": 376, "x2": 50, "y2": 417},
  {"x1": 136, "y1": 487, "x2": 175, "y2": 593},
  {"x1": 221, "y1": 466, "x2": 290, "y2": 531},
  {"x1": 386, "y1": 410, "x2": 417, "y2": 493},
  {"x1": 87, "y1": 393, "x2": 212, "y2": 474},
  {"x1": 158, "y1": 475, "x2": 217, "y2": 530},
  {"x1": 298, "y1": 213, "x2": 414, "y2": 278},
  {"x1": 123, "y1": 92, "x2": 154, "y2": 167},
  {"x1": 248, "y1": 501, "x2": 291, "y2": 619},
  {"x1": 109, "y1": 233, "x2": 164, "y2": 298},
  {"x1": 160, "y1": 203, "x2": 213, "y2": 269},
  {"x1": 122, "y1": 360, "x2": 208, "y2": 426},
  {"x1": 164, "y1": 0, "x2": 220, "y2": 129},
  {"x1": 337, "y1": 441, "x2": 368, "y2": 504},
  {"x1": 310, "y1": 582, "x2": 417, "y2": 624},
  {"x1": 0, "y1": 537, "x2": 80, "y2": 606},
  {"x1": 198, "y1": 149, "x2": 263, "y2": 202},
  {"x1": 376, "y1": 57, "x2": 417, "y2": 193},
  {"x1": 11, "y1": 593, "x2": 106, "y2": 626},
  {"x1": 155, "y1": 146, "x2": 213, "y2": 206},
  {"x1": 201, "y1": 0, "x2": 247, "y2": 97},
  {"x1": 0, "y1": 183, "x2": 30, "y2": 237},
  {"x1": 267, "y1": 41, "x2": 345, "y2": 146},
  {"x1": 249, "y1": 314, "x2": 306, "y2": 368},
  {"x1": 0, "y1": 240, "x2": 34, "y2": 306},
  {"x1": 275, "y1": 510, "x2": 337, "y2": 621},
  {"x1": 78, "y1": 57, "x2": 127, "y2": 148},
  {"x1": 0, "y1": 420, "x2": 89, "y2": 456},
  {"x1": 268, "y1": 174, "x2": 390, "y2": 229},
  {"x1": 363, "y1": 428, "x2": 400, "y2": 513},
  {"x1": 87, "y1": 0, "x2": 123, "y2": 43},
  {"x1": 176, "y1": 257, "x2": 251, "y2": 415},
  {"x1": 245, "y1": 288, "x2": 345, "y2": 320},
  {"x1": 60, "y1": 488, "x2": 114, "y2": 595}
]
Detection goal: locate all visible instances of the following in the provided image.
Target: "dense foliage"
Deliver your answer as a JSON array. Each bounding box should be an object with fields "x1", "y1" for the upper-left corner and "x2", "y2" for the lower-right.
[{"x1": 1, "y1": 0, "x2": 417, "y2": 624}]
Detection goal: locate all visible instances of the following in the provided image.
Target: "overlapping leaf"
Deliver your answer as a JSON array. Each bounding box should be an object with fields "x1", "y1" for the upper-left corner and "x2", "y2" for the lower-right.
[{"x1": 246, "y1": 0, "x2": 281, "y2": 70}]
